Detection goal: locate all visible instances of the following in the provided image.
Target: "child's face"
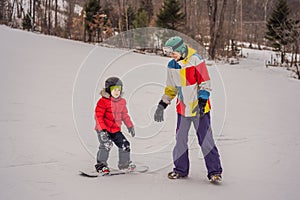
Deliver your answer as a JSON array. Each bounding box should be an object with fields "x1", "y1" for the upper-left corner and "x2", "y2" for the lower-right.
[{"x1": 110, "y1": 86, "x2": 121, "y2": 98}]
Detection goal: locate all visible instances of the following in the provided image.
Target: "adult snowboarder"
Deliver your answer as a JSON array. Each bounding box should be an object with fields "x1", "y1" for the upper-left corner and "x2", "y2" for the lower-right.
[{"x1": 154, "y1": 36, "x2": 223, "y2": 182}]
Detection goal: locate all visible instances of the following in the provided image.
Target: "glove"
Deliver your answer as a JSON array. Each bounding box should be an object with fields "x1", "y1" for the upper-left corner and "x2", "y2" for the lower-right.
[
  {"x1": 192, "y1": 98, "x2": 207, "y2": 118},
  {"x1": 97, "y1": 130, "x2": 109, "y2": 142},
  {"x1": 154, "y1": 100, "x2": 168, "y2": 122},
  {"x1": 97, "y1": 130, "x2": 113, "y2": 151},
  {"x1": 128, "y1": 127, "x2": 135, "y2": 137},
  {"x1": 154, "y1": 104, "x2": 165, "y2": 122}
]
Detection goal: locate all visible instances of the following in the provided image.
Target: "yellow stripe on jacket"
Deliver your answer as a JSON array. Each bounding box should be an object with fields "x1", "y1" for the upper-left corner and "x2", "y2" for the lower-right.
[
  {"x1": 164, "y1": 86, "x2": 178, "y2": 100},
  {"x1": 180, "y1": 68, "x2": 186, "y2": 87}
]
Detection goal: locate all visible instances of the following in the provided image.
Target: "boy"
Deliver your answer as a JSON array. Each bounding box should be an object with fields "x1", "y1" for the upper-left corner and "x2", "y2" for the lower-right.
[{"x1": 94, "y1": 77, "x2": 135, "y2": 174}]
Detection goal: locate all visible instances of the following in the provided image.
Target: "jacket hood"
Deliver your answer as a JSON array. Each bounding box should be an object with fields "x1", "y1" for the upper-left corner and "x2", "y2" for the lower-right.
[{"x1": 100, "y1": 89, "x2": 110, "y2": 98}]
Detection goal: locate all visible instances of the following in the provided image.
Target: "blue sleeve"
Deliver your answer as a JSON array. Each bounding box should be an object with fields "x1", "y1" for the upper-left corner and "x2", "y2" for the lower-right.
[
  {"x1": 198, "y1": 90, "x2": 210, "y2": 100},
  {"x1": 167, "y1": 59, "x2": 181, "y2": 69}
]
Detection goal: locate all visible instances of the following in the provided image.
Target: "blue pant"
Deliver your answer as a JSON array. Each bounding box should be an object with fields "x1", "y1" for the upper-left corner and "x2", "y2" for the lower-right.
[{"x1": 173, "y1": 113, "x2": 222, "y2": 178}]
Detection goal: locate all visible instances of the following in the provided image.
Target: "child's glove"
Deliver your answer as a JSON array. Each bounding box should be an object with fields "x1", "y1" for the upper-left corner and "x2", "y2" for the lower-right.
[
  {"x1": 128, "y1": 127, "x2": 135, "y2": 137},
  {"x1": 192, "y1": 98, "x2": 207, "y2": 118},
  {"x1": 98, "y1": 130, "x2": 109, "y2": 141},
  {"x1": 97, "y1": 130, "x2": 113, "y2": 151}
]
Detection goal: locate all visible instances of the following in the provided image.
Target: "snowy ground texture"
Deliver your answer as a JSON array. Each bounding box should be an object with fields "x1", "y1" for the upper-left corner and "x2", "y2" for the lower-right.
[{"x1": 1, "y1": 25, "x2": 300, "y2": 200}]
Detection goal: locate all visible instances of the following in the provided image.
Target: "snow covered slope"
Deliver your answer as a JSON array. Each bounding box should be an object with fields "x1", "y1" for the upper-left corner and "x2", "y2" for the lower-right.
[{"x1": 0, "y1": 25, "x2": 300, "y2": 200}]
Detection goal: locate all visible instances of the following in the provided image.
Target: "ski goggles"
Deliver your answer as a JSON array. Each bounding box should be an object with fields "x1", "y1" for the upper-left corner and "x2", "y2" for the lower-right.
[
  {"x1": 162, "y1": 46, "x2": 174, "y2": 55},
  {"x1": 110, "y1": 85, "x2": 122, "y2": 92}
]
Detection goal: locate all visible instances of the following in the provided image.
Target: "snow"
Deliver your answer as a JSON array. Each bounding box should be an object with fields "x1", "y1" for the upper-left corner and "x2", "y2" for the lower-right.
[{"x1": 1, "y1": 25, "x2": 300, "y2": 200}]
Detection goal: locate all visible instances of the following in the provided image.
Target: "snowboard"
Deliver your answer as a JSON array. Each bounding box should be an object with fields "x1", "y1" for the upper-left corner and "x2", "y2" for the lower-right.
[{"x1": 79, "y1": 165, "x2": 149, "y2": 178}]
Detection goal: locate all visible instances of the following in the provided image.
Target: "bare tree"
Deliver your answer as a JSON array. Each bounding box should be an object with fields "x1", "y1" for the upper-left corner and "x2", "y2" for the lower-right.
[
  {"x1": 207, "y1": 0, "x2": 228, "y2": 60},
  {"x1": 118, "y1": 0, "x2": 124, "y2": 32},
  {"x1": 54, "y1": 0, "x2": 58, "y2": 35}
]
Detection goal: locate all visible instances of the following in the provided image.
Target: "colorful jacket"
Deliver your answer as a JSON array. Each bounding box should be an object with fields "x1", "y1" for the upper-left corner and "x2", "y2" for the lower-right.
[
  {"x1": 161, "y1": 47, "x2": 211, "y2": 117},
  {"x1": 95, "y1": 90, "x2": 133, "y2": 133}
]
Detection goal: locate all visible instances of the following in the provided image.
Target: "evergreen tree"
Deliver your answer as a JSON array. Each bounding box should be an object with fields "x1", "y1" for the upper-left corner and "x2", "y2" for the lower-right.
[
  {"x1": 156, "y1": 0, "x2": 185, "y2": 31},
  {"x1": 84, "y1": 0, "x2": 101, "y2": 42},
  {"x1": 265, "y1": 0, "x2": 291, "y2": 62},
  {"x1": 133, "y1": 9, "x2": 149, "y2": 28},
  {"x1": 140, "y1": 0, "x2": 153, "y2": 24},
  {"x1": 22, "y1": 12, "x2": 32, "y2": 31}
]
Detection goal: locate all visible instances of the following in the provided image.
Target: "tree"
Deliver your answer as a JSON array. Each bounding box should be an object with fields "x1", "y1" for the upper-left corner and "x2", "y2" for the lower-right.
[
  {"x1": 207, "y1": 0, "x2": 228, "y2": 60},
  {"x1": 0, "y1": 0, "x2": 10, "y2": 24},
  {"x1": 84, "y1": 0, "x2": 102, "y2": 42},
  {"x1": 22, "y1": 12, "x2": 32, "y2": 30},
  {"x1": 54, "y1": 0, "x2": 58, "y2": 35},
  {"x1": 288, "y1": 17, "x2": 300, "y2": 75},
  {"x1": 122, "y1": 4, "x2": 135, "y2": 31},
  {"x1": 65, "y1": 0, "x2": 76, "y2": 39},
  {"x1": 133, "y1": 7, "x2": 149, "y2": 28},
  {"x1": 265, "y1": 0, "x2": 291, "y2": 64},
  {"x1": 156, "y1": 0, "x2": 185, "y2": 31},
  {"x1": 140, "y1": 0, "x2": 153, "y2": 24},
  {"x1": 32, "y1": 0, "x2": 36, "y2": 29}
]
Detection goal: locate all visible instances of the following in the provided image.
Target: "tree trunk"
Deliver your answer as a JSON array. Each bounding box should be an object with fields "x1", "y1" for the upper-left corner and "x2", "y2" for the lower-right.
[
  {"x1": 295, "y1": 37, "x2": 300, "y2": 79},
  {"x1": 207, "y1": 0, "x2": 217, "y2": 59},
  {"x1": 48, "y1": 0, "x2": 51, "y2": 34},
  {"x1": 290, "y1": 46, "x2": 294, "y2": 68},
  {"x1": 118, "y1": 0, "x2": 123, "y2": 32},
  {"x1": 29, "y1": 0, "x2": 32, "y2": 15},
  {"x1": 207, "y1": 0, "x2": 227, "y2": 60},
  {"x1": 32, "y1": 0, "x2": 35, "y2": 29},
  {"x1": 54, "y1": 0, "x2": 58, "y2": 35},
  {"x1": 43, "y1": 0, "x2": 47, "y2": 33},
  {"x1": 215, "y1": 0, "x2": 227, "y2": 55},
  {"x1": 281, "y1": 45, "x2": 286, "y2": 65},
  {"x1": 295, "y1": 41, "x2": 299, "y2": 65}
]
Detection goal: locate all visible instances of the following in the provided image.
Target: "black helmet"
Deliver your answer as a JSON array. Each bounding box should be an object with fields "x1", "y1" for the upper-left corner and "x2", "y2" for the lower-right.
[{"x1": 105, "y1": 77, "x2": 123, "y2": 94}]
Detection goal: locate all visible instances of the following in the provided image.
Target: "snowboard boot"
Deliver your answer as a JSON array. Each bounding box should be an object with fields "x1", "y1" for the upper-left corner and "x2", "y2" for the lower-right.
[
  {"x1": 168, "y1": 171, "x2": 186, "y2": 179},
  {"x1": 127, "y1": 163, "x2": 136, "y2": 172},
  {"x1": 118, "y1": 162, "x2": 136, "y2": 172},
  {"x1": 209, "y1": 174, "x2": 222, "y2": 183},
  {"x1": 101, "y1": 166, "x2": 110, "y2": 175},
  {"x1": 95, "y1": 163, "x2": 110, "y2": 174}
]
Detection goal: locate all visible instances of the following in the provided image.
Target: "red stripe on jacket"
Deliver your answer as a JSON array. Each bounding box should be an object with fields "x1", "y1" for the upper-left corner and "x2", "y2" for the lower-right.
[
  {"x1": 185, "y1": 66, "x2": 197, "y2": 86},
  {"x1": 195, "y1": 62, "x2": 210, "y2": 83}
]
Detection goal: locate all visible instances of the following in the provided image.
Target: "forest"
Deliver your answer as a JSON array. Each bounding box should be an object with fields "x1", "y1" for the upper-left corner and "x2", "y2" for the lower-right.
[{"x1": 0, "y1": 0, "x2": 299, "y2": 62}]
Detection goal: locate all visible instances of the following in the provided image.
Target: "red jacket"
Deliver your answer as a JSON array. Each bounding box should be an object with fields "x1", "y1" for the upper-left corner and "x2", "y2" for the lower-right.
[{"x1": 95, "y1": 91, "x2": 133, "y2": 134}]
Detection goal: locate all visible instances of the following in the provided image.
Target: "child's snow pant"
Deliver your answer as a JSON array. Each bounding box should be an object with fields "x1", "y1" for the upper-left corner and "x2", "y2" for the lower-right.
[{"x1": 96, "y1": 131, "x2": 131, "y2": 169}]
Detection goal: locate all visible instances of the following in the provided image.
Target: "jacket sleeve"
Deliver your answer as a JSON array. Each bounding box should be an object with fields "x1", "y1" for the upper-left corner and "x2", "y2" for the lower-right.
[
  {"x1": 95, "y1": 98, "x2": 107, "y2": 131},
  {"x1": 195, "y1": 59, "x2": 211, "y2": 100},
  {"x1": 121, "y1": 99, "x2": 134, "y2": 128}
]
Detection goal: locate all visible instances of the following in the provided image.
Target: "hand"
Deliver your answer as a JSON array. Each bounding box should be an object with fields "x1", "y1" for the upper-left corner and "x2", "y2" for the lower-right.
[
  {"x1": 192, "y1": 98, "x2": 207, "y2": 118},
  {"x1": 128, "y1": 127, "x2": 135, "y2": 137},
  {"x1": 97, "y1": 130, "x2": 109, "y2": 142},
  {"x1": 97, "y1": 130, "x2": 113, "y2": 151},
  {"x1": 154, "y1": 104, "x2": 165, "y2": 122}
]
